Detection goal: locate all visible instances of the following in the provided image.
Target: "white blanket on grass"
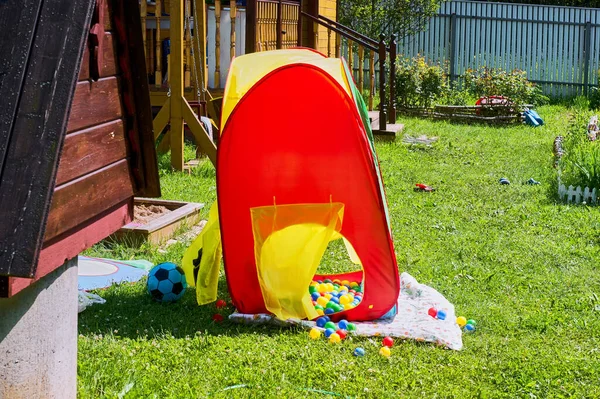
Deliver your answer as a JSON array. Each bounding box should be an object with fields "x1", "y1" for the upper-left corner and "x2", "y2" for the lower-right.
[{"x1": 229, "y1": 272, "x2": 464, "y2": 350}]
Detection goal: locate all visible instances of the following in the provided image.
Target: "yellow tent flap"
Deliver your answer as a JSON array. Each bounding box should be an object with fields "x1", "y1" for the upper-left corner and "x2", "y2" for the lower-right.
[{"x1": 250, "y1": 201, "x2": 345, "y2": 321}]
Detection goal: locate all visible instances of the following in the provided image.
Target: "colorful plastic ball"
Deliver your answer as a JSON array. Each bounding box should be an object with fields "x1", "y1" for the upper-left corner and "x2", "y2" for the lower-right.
[
  {"x1": 215, "y1": 299, "x2": 228, "y2": 309},
  {"x1": 316, "y1": 317, "x2": 328, "y2": 328},
  {"x1": 464, "y1": 323, "x2": 476, "y2": 332},
  {"x1": 311, "y1": 292, "x2": 320, "y2": 301},
  {"x1": 309, "y1": 328, "x2": 322, "y2": 340},
  {"x1": 353, "y1": 347, "x2": 365, "y2": 357},
  {"x1": 212, "y1": 314, "x2": 224, "y2": 323},
  {"x1": 309, "y1": 285, "x2": 317, "y2": 294},
  {"x1": 324, "y1": 321, "x2": 337, "y2": 330},
  {"x1": 324, "y1": 279, "x2": 332, "y2": 283},
  {"x1": 324, "y1": 308, "x2": 335, "y2": 315},
  {"x1": 382, "y1": 337, "x2": 394, "y2": 348},
  {"x1": 324, "y1": 328, "x2": 336, "y2": 338},
  {"x1": 316, "y1": 309, "x2": 324, "y2": 316},
  {"x1": 317, "y1": 284, "x2": 327, "y2": 293},
  {"x1": 326, "y1": 302, "x2": 337, "y2": 310},
  {"x1": 467, "y1": 319, "x2": 477, "y2": 327},
  {"x1": 336, "y1": 329, "x2": 347, "y2": 340},
  {"x1": 338, "y1": 320, "x2": 349, "y2": 330},
  {"x1": 317, "y1": 297, "x2": 329, "y2": 307},
  {"x1": 341, "y1": 280, "x2": 350, "y2": 286},
  {"x1": 379, "y1": 346, "x2": 391, "y2": 357},
  {"x1": 325, "y1": 283, "x2": 335, "y2": 292},
  {"x1": 330, "y1": 296, "x2": 340, "y2": 304},
  {"x1": 456, "y1": 316, "x2": 467, "y2": 327},
  {"x1": 339, "y1": 295, "x2": 351, "y2": 305},
  {"x1": 437, "y1": 310, "x2": 447, "y2": 320},
  {"x1": 428, "y1": 307, "x2": 438, "y2": 318},
  {"x1": 346, "y1": 323, "x2": 357, "y2": 331},
  {"x1": 314, "y1": 304, "x2": 324, "y2": 310},
  {"x1": 329, "y1": 333, "x2": 341, "y2": 344}
]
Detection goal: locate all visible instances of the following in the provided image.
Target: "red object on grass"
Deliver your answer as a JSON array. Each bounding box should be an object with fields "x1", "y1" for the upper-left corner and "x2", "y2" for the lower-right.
[
  {"x1": 216, "y1": 299, "x2": 227, "y2": 309},
  {"x1": 428, "y1": 307, "x2": 438, "y2": 318},
  {"x1": 382, "y1": 336, "x2": 394, "y2": 347},
  {"x1": 212, "y1": 314, "x2": 224, "y2": 323},
  {"x1": 336, "y1": 329, "x2": 348, "y2": 340},
  {"x1": 415, "y1": 183, "x2": 435, "y2": 192}
]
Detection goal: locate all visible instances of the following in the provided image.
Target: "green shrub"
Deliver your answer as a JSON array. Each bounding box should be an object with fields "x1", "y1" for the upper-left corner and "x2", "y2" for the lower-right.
[
  {"x1": 392, "y1": 56, "x2": 447, "y2": 108},
  {"x1": 464, "y1": 67, "x2": 549, "y2": 106},
  {"x1": 558, "y1": 110, "x2": 600, "y2": 190},
  {"x1": 590, "y1": 70, "x2": 600, "y2": 110}
]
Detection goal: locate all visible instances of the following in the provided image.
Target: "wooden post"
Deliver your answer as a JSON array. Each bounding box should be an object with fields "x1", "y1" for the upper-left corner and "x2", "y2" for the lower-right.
[
  {"x1": 141, "y1": 0, "x2": 147, "y2": 57},
  {"x1": 193, "y1": 0, "x2": 208, "y2": 92},
  {"x1": 155, "y1": 0, "x2": 162, "y2": 88},
  {"x1": 214, "y1": 0, "x2": 221, "y2": 87},
  {"x1": 184, "y1": 0, "x2": 192, "y2": 88},
  {"x1": 348, "y1": 39, "x2": 353, "y2": 78},
  {"x1": 327, "y1": 28, "x2": 331, "y2": 57},
  {"x1": 246, "y1": 0, "x2": 257, "y2": 53},
  {"x1": 378, "y1": 33, "x2": 387, "y2": 132},
  {"x1": 297, "y1": 0, "x2": 302, "y2": 46},
  {"x1": 276, "y1": 0, "x2": 283, "y2": 49},
  {"x1": 369, "y1": 49, "x2": 375, "y2": 111},
  {"x1": 335, "y1": 32, "x2": 340, "y2": 58},
  {"x1": 230, "y1": 0, "x2": 237, "y2": 60},
  {"x1": 388, "y1": 33, "x2": 397, "y2": 123},
  {"x1": 171, "y1": 0, "x2": 185, "y2": 170},
  {"x1": 358, "y1": 45, "x2": 364, "y2": 93}
]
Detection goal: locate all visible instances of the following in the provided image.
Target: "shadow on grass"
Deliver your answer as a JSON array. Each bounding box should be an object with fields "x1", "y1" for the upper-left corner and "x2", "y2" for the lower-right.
[{"x1": 77, "y1": 277, "x2": 298, "y2": 340}]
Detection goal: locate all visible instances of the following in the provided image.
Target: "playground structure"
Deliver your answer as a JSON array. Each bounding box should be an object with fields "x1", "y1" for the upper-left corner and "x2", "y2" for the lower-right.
[
  {"x1": 140, "y1": 0, "x2": 403, "y2": 170},
  {"x1": 184, "y1": 49, "x2": 400, "y2": 322}
]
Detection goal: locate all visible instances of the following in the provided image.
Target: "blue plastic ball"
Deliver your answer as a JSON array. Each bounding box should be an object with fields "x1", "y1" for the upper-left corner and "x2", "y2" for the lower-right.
[
  {"x1": 353, "y1": 347, "x2": 365, "y2": 357},
  {"x1": 464, "y1": 323, "x2": 476, "y2": 332},
  {"x1": 330, "y1": 297, "x2": 340, "y2": 304},
  {"x1": 324, "y1": 308, "x2": 335, "y2": 315},
  {"x1": 316, "y1": 317, "x2": 328, "y2": 328},
  {"x1": 436, "y1": 310, "x2": 447, "y2": 320},
  {"x1": 338, "y1": 320, "x2": 349, "y2": 330},
  {"x1": 147, "y1": 262, "x2": 187, "y2": 302},
  {"x1": 324, "y1": 328, "x2": 335, "y2": 338},
  {"x1": 311, "y1": 292, "x2": 320, "y2": 301}
]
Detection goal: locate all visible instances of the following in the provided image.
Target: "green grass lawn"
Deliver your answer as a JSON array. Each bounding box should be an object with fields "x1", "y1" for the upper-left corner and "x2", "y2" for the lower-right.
[{"x1": 78, "y1": 105, "x2": 600, "y2": 398}]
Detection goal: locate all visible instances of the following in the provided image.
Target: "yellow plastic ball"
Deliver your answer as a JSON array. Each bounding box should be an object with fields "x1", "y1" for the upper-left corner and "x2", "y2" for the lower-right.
[
  {"x1": 316, "y1": 297, "x2": 329, "y2": 307},
  {"x1": 341, "y1": 280, "x2": 350, "y2": 287},
  {"x1": 343, "y1": 303, "x2": 353, "y2": 310},
  {"x1": 379, "y1": 346, "x2": 391, "y2": 357},
  {"x1": 456, "y1": 316, "x2": 467, "y2": 327},
  {"x1": 329, "y1": 333, "x2": 341, "y2": 344},
  {"x1": 309, "y1": 328, "x2": 322, "y2": 340},
  {"x1": 317, "y1": 284, "x2": 327, "y2": 293},
  {"x1": 316, "y1": 309, "x2": 324, "y2": 316},
  {"x1": 339, "y1": 295, "x2": 351, "y2": 305},
  {"x1": 324, "y1": 294, "x2": 333, "y2": 300},
  {"x1": 339, "y1": 286, "x2": 349, "y2": 293},
  {"x1": 325, "y1": 283, "x2": 335, "y2": 292}
]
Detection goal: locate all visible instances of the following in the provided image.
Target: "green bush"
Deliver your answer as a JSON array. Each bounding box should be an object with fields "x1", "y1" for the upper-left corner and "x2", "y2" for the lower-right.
[
  {"x1": 464, "y1": 67, "x2": 549, "y2": 106},
  {"x1": 392, "y1": 56, "x2": 447, "y2": 108},
  {"x1": 558, "y1": 110, "x2": 600, "y2": 190},
  {"x1": 589, "y1": 70, "x2": 600, "y2": 110}
]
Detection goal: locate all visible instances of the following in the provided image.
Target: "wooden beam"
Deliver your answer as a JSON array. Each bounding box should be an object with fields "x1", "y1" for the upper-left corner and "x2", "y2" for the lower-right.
[
  {"x1": 183, "y1": 101, "x2": 217, "y2": 165},
  {"x1": 170, "y1": 0, "x2": 186, "y2": 171}
]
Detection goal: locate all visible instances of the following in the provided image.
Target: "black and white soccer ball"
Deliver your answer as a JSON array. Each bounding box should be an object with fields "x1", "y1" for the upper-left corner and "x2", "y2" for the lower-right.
[{"x1": 147, "y1": 262, "x2": 187, "y2": 302}]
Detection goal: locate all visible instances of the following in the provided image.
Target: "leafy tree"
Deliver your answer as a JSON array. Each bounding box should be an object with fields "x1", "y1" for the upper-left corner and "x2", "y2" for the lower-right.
[{"x1": 337, "y1": 0, "x2": 443, "y2": 40}]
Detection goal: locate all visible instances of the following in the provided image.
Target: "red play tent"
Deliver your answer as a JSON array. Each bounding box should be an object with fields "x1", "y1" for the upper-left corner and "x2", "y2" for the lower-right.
[{"x1": 215, "y1": 49, "x2": 399, "y2": 322}]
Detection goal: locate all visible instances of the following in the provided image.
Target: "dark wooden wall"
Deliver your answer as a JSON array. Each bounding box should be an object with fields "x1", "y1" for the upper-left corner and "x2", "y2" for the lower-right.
[{"x1": 1, "y1": 0, "x2": 160, "y2": 297}]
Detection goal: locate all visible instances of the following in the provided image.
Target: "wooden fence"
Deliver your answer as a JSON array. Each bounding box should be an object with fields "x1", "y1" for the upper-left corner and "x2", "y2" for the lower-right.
[{"x1": 398, "y1": 1, "x2": 600, "y2": 97}]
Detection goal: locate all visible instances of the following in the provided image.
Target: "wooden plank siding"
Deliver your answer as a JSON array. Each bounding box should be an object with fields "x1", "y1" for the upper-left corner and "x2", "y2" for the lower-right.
[
  {"x1": 0, "y1": 0, "x2": 96, "y2": 278},
  {"x1": 1, "y1": 0, "x2": 159, "y2": 297}
]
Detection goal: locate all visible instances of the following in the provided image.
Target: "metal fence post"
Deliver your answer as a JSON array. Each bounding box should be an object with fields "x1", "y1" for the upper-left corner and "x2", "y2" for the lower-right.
[
  {"x1": 584, "y1": 21, "x2": 591, "y2": 96},
  {"x1": 449, "y1": 13, "x2": 457, "y2": 83}
]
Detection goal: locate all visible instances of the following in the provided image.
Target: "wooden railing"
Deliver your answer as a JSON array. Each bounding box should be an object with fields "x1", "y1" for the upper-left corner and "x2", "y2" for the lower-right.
[{"x1": 300, "y1": 12, "x2": 397, "y2": 131}]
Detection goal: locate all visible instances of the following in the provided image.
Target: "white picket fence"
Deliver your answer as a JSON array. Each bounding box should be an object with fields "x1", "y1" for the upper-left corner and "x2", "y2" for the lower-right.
[{"x1": 558, "y1": 182, "x2": 599, "y2": 204}]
